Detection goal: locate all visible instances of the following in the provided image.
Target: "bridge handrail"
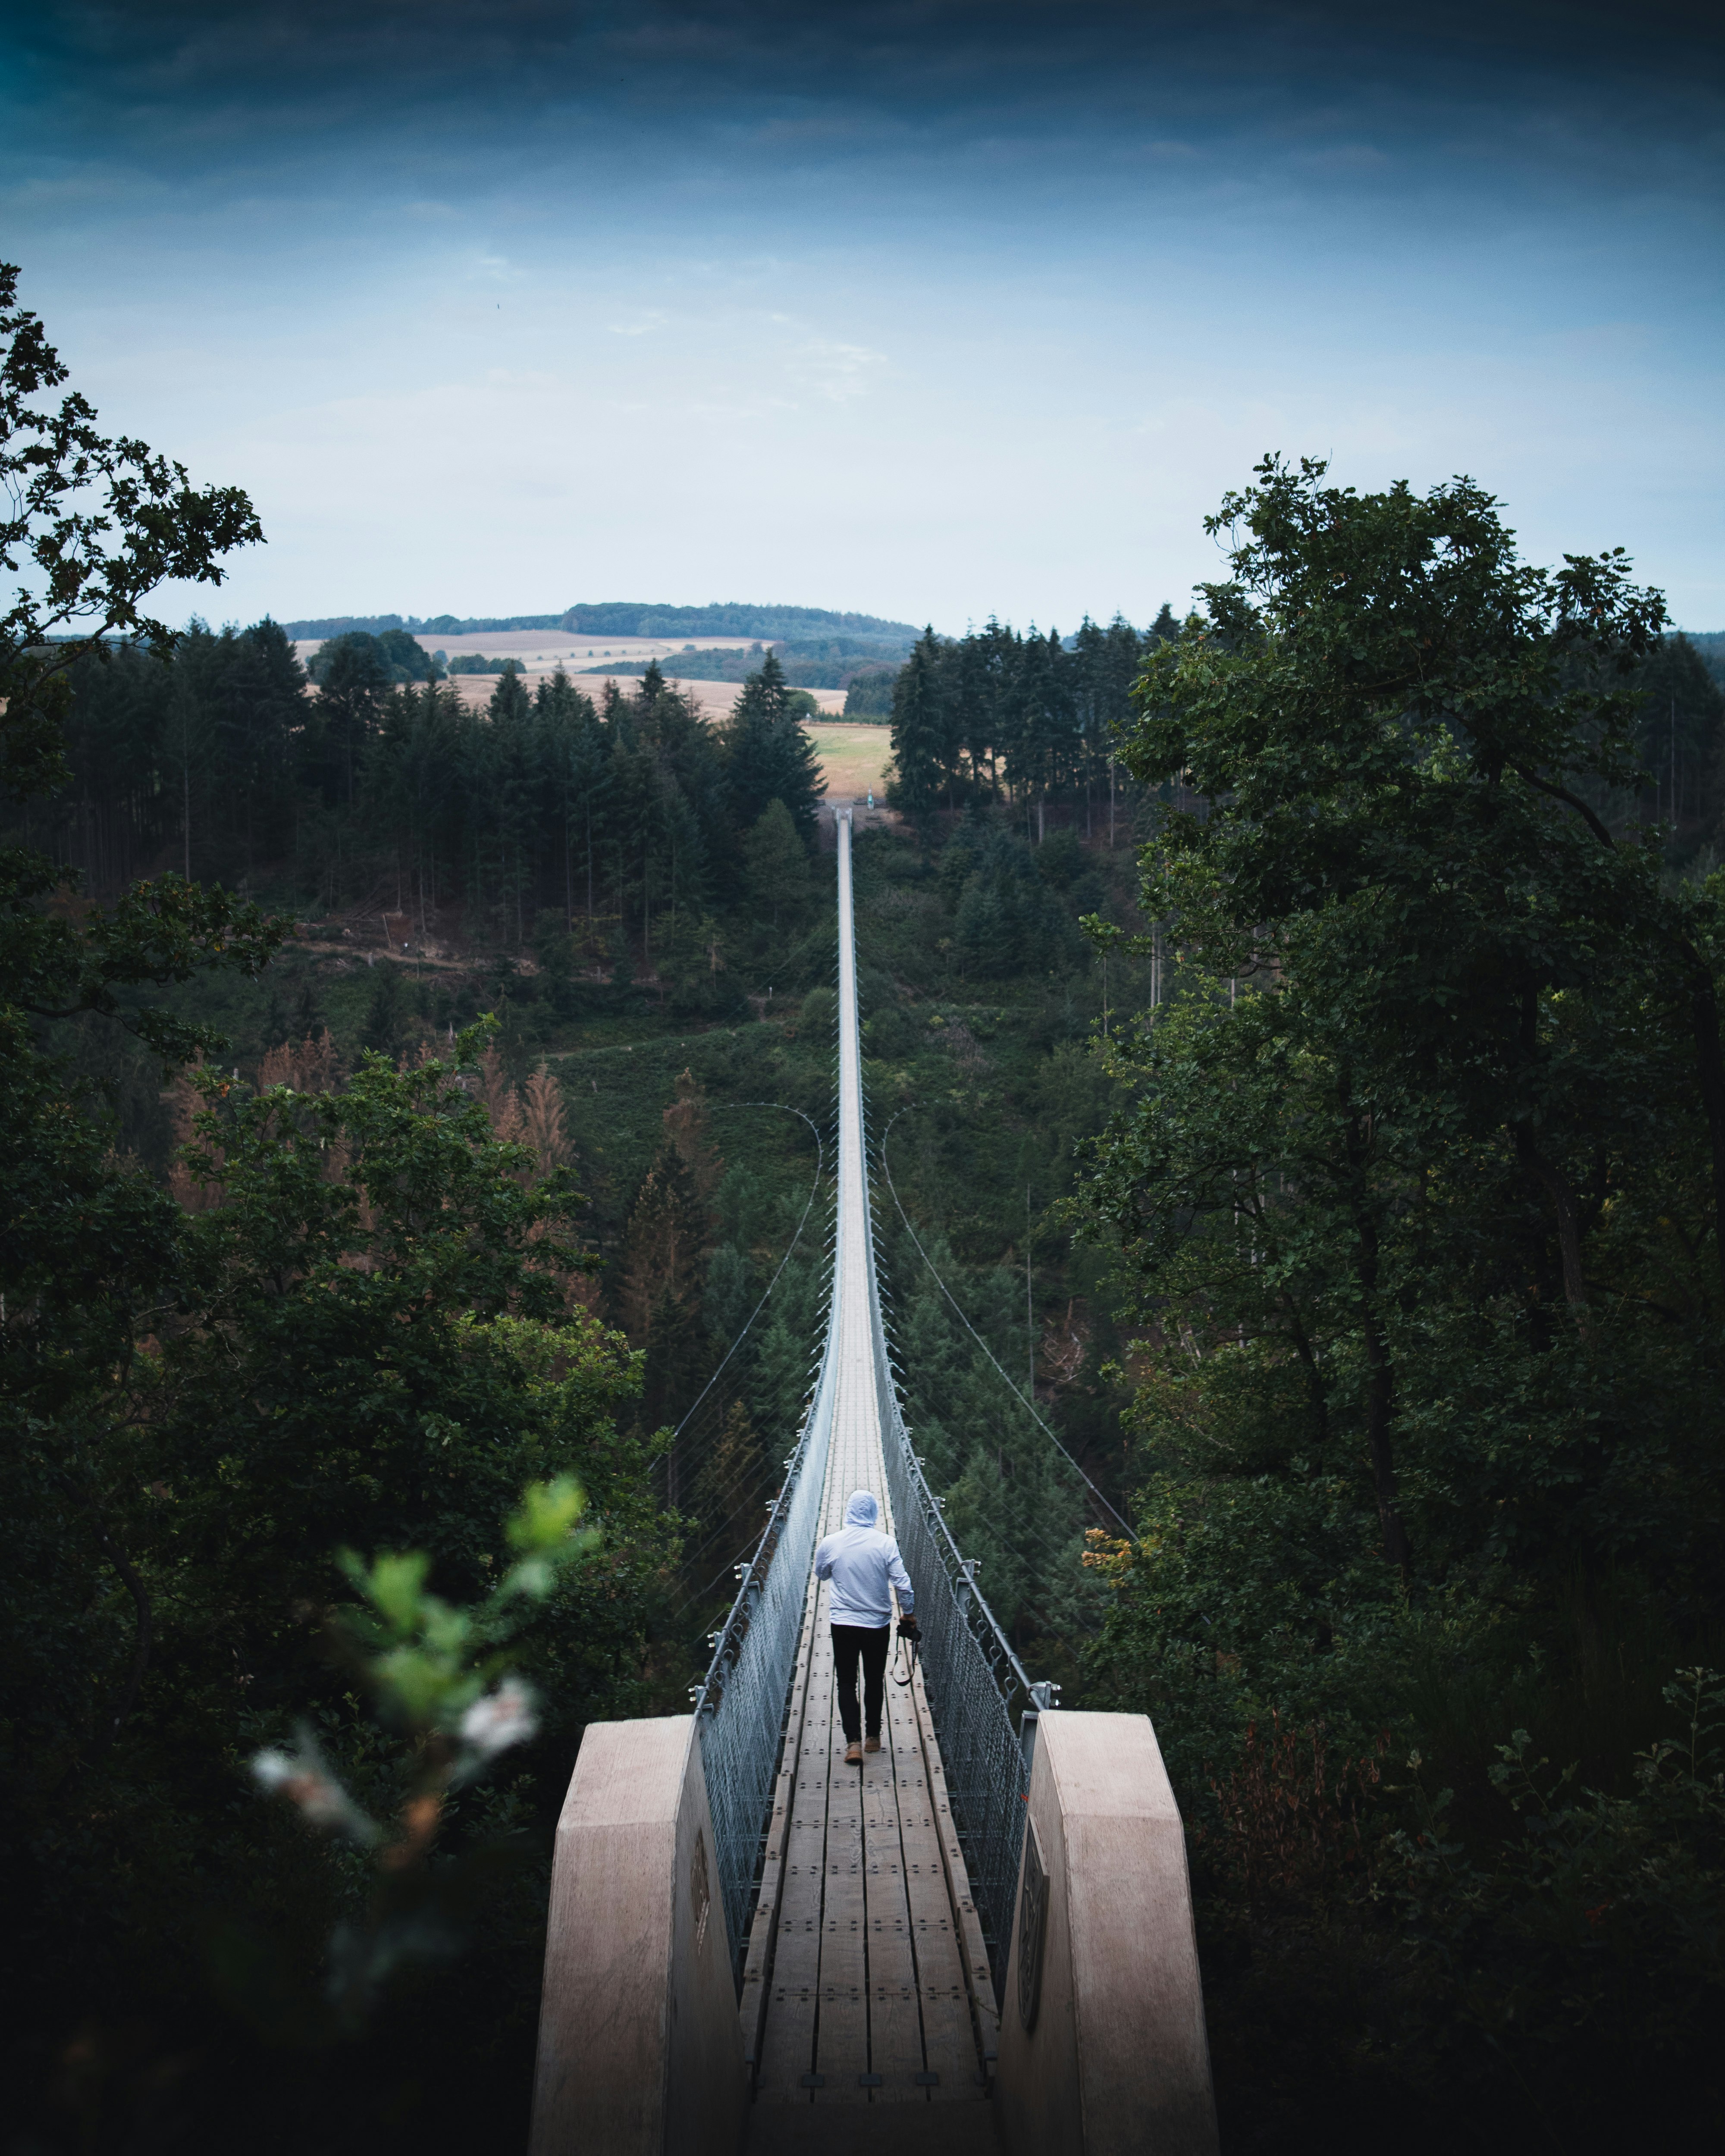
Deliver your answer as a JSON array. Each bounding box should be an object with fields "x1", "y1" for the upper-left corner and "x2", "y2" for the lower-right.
[
  {"x1": 690, "y1": 1175, "x2": 839, "y2": 1982},
  {"x1": 859, "y1": 1131, "x2": 1034, "y2": 1996}
]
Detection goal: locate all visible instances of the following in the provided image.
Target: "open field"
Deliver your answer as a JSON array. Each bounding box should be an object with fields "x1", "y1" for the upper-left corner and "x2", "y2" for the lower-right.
[
  {"x1": 284, "y1": 631, "x2": 882, "y2": 780},
  {"x1": 806, "y1": 721, "x2": 893, "y2": 800},
  {"x1": 436, "y1": 669, "x2": 847, "y2": 718},
  {"x1": 289, "y1": 630, "x2": 762, "y2": 670},
  {"x1": 289, "y1": 631, "x2": 852, "y2": 719}
]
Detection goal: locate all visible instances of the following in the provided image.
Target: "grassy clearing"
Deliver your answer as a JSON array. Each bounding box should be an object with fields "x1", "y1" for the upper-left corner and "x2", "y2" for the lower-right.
[{"x1": 808, "y1": 721, "x2": 893, "y2": 799}]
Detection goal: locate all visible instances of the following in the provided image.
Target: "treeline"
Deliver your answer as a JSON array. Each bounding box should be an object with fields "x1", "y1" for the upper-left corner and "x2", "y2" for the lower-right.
[
  {"x1": 23, "y1": 634, "x2": 828, "y2": 967},
  {"x1": 1079, "y1": 464, "x2": 1725, "y2": 2150},
  {"x1": 605, "y1": 633, "x2": 914, "y2": 689},
  {"x1": 279, "y1": 601, "x2": 920, "y2": 642},
  {"x1": 879, "y1": 606, "x2": 1725, "y2": 858},
  {"x1": 0, "y1": 263, "x2": 687, "y2": 2148},
  {"x1": 884, "y1": 610, "x2": 1175, "y2": 830}
]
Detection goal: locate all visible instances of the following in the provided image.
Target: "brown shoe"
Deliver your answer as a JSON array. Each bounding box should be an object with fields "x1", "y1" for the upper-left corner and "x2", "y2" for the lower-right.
[
  {"x1": 863, "y1": 1736, "x2": 881, "y2": 1753},
  {"x1": 845, "y1": 1741, "x2": 862, "y2": 1766}
]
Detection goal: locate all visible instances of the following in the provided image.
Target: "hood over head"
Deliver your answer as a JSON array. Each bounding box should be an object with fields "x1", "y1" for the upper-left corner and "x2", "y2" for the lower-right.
[{"x1": 844, "y1": 1489, "x2": 880, "y2": 1529}]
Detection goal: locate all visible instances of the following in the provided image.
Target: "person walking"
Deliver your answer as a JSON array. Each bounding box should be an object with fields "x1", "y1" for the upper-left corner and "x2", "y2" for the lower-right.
[{"x1": 815, "y1": 1489, "x2": 918, "y2": 1766}]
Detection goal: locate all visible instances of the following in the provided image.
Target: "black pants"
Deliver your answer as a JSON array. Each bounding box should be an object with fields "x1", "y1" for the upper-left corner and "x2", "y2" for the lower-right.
[{"x1": 831, "y1": 1623, "x2": 891, "y2": 1743}]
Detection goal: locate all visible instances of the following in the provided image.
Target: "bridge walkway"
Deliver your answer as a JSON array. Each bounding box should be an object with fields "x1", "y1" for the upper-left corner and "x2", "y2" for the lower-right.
[{"x1": 742, "y1": 812, "x2": 1002, "y2": 2152}]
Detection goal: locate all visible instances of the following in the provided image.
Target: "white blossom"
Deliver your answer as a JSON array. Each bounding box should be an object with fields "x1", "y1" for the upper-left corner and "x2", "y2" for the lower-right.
[
  {"x1": 251, "y1": 1744, "x2": 370, "y2": 1833},
  {"x1": 461, "y1": 1678, "x2": 538, "y2": 1759}
]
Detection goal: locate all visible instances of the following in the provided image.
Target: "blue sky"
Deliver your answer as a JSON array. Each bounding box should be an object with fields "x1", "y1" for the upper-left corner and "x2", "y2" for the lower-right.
[{"x1": 5, "y1": 1, "x2": 1722, "y2": 631}]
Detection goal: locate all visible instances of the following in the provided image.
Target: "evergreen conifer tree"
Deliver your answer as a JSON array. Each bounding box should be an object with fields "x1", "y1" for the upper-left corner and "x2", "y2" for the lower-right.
[
  {"x1": 312, "y1": 633, "x2": 391, "y2": 806},
  {"x1": 618, "y1": 1073, "x2": 722, "y2": 1451},
  {"x1": 290, "y1": 976, "x2": 321, "y2": 1041},
  {"x1": 742, "y1": 797, "x2": 815, "y2": 933},
  {"x1": 486, "y1": 659, "x2": 533, "y2": 727},
  {"x1": 886, "y1": 627, "x2": 951, "y2": 814},
  {"x1": 360, "y1": 959, "x2": 405, "y2": 1055},
  {"x1": 724, "y1": 650, "x2": 825, "y2": 842}
]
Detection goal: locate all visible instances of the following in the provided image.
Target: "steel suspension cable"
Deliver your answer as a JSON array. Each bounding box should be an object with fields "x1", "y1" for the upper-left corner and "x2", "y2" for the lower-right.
[
  {"x1": 878, "y1": 1106, "x2": 1133, "y2": 1536},
  {"x1": 663, "y1": 1103, "x2": 827, "y2": 1451}
]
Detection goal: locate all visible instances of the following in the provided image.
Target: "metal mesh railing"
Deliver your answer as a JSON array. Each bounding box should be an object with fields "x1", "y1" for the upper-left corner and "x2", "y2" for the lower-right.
[
  {"x1": 692, "y1": 1217, "x2": 838, "y2": 1984},
  {"x1": 860, "y1": 1117, "x2": 1035, "y2": 1994},
  {"x1": 690, "y1": 815, "x2": 1039, "y2": 2001}
]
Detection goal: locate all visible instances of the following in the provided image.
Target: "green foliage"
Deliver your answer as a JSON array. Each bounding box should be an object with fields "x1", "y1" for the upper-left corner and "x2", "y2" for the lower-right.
[
  {"x1": 1388, "y1": 1668, "x2": 1725, "y2": 2075},
  {"x1": 723, "y1": 649, "x2": 827, "y2": 844},
  {"x1": 244, "y1": 1477, "x2": 599, "y2": 2031},
  {"x1": 0, "y1": 261, "x2": 261, "y2": 802},
  {"x1": 941, "y1": 818, "x2": 1088, "y2": 980},
  {"x1": 308, "y1": 629, "x2": 441, "y2": 688},
  {"x1": 0, "y1": 274, "x2": 672, "y2": 2150},
  {"x1": 1082, "y1": 457, "x2": 1725, "y2": 2145},
  {"x1": 742, "y1": 797, "x2": 816, "y2": 933},
  {"x1": 886, "y1": 627, "x2": 956, "y2": 814},
  {"x1": 6, "y1": 1030, "x2": 666, "y2": 2144},
  {"x1": 843, "y1": 667, "x2": 897, "y2": 717},
  {"x1": 885, "y1": 613, "x2": 1150, "y2": 830},
  {"x1": 359, "y1": 956, "x2": 404, "y2": 1052}
]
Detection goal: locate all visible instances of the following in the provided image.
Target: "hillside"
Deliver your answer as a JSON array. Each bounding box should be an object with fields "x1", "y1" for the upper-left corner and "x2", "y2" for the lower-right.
[{"x1": 279, "y1": 601, "x2": 922, "y2": 644}]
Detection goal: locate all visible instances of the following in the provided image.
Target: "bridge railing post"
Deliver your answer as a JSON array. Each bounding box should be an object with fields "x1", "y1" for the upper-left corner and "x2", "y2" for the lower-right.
[
  {"x1": 996, "y1": 1710, "x2": 1218, "y2": 2156},
  {"x1": 529, "y1": 1717, "x2": 747, "y2": 2156}
]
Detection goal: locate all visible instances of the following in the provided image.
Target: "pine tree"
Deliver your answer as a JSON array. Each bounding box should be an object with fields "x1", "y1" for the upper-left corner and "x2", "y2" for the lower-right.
[
  {"x1": 486, "y1": 661, "x2": 533, "y2": 727},
  {"x1": 360, "y1": 961, "x2": 405, "y2": 1056},
  {"x1": 619, "y1": 1128, "x2": 718, "y2": 1449},
  {"x1": 290, "y1": 975, "x2": 321, "y2": 1041},
  {"x1": 313, "y1": 633, "x2": 391, "y2": 807},
  {"x1": 725, "y1": 650, "x2": 825, "y2": 842},
  {"x1": 742, "y1": 798, "x2": 815, "y2": 933},
  {"x1": 886, "y1": 627, "x2": 950, "y2": 815},
  {"x1": 519, "y1": 1062, "x2": 569, "y2": 1177}
]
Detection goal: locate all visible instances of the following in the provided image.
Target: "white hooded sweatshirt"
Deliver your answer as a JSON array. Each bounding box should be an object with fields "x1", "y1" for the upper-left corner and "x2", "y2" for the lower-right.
[{"x1": 815, "y1": 1490, "x2": 915, "y2": 1629}]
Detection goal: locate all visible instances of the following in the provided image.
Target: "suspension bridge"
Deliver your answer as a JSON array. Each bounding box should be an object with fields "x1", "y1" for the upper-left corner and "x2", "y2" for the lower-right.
[{"x1": 530, "y1": 812, "x2": 1217, "y2": 2156}]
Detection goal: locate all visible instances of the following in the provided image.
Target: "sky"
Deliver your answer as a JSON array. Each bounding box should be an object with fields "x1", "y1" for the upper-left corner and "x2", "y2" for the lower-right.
[{"x1": 3, "y1": 0, "x2": 1722, "y2": 633}]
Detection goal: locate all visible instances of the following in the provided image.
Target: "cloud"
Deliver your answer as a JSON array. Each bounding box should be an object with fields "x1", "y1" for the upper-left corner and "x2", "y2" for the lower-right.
[
  {"x1": 786, "y1": 338, "x2": 888, "y2": 402},
  {"x1": 8, "y1": 2, "x2": 1722, "y2": 631}
]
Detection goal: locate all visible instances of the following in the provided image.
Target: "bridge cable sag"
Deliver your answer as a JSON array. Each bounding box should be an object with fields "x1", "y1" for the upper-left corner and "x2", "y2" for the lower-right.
[
  {"x1": 876, "y1": 1106, "x2": 1133, "y2": 1537},
  {"x1": 660, "y1": 1106, "x2": 834, "y2": 1619},
  {"x1": 665, "y1": 1101, "x2": 828, "y2": 1452}
]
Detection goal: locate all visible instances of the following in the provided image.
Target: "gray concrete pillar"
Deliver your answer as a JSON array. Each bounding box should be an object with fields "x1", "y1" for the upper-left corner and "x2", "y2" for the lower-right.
[
  {"x1": 530, "y1": 1717, "x2": 747, "y2": 2156},
  {"x1": 995, "y1": 1711, "x2": 1218, "y2": 2156}
]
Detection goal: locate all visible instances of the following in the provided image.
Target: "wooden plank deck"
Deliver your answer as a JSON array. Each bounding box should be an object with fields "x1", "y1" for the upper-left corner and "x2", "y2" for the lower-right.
[{"x1": 744, "y1": 812, "x2": 1000, "y2": 2152}]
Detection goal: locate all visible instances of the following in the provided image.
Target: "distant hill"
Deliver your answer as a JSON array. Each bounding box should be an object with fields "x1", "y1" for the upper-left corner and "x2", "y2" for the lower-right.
[{"x1": 277, "y1": 602, "x2": 921, "y2": 643}]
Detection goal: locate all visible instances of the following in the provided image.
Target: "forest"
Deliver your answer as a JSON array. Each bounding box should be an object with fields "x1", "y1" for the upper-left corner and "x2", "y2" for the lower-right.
[{"x1": 4, "y1": 255, "x2": 1723, "y2": 2156}]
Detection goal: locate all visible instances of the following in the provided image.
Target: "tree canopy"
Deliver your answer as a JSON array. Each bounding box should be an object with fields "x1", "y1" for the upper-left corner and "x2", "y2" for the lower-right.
[{"x1": 1081, "y1": 458, "x2": 1725, "y2": 2147}]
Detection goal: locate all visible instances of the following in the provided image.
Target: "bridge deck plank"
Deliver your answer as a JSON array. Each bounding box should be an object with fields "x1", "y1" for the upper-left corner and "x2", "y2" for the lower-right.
[
  {"x1": 755, "y1": 1623, "x2": 834, "y2": 2095},
  {"x1": 812, "y1": 1647, "x2": 869, "y2": 2104},
  {"x1": 887, "y1": 1674, "x2": 978, "y2": 2101},
  {"x1": 910, "y1": 1660, "x2": 1002, "y2": 2078},
  {"x1": 860, "y1": 1685, "x2": 924, "y2": 2100},
  {"x1": 746, "y1": 810, "x2": 1000, "y2": 2147}
]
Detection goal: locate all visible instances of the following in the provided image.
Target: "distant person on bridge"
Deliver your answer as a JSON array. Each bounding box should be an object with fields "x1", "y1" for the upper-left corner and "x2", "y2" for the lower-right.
[{"x1": 816, "y1": 1490, "x2": 918, "y2": 1765}]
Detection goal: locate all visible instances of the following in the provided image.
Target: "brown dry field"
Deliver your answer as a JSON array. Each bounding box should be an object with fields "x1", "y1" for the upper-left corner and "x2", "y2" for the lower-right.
[
  {"x1": 289, "y1": 630, "x2": 847, "y2": 717},
  {"x1": 441, "y1": 670, "x2": 848, "y2": 720},
  {"x1": 289, "y1": 630, "x2": 765, "y2": 669},
  {"x1": 288, "y1": 630, "x2": 885, "y2": 790},
  {"x1": 805, "y1": 722, "x2": 893, "y2": 801}
]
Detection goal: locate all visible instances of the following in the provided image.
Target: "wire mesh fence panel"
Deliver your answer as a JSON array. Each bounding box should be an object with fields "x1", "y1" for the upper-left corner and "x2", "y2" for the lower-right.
[
  {"x1": 693, "y1": 1305, "x2": 838, "y2": 1985},
  {"x1": 864, "y1": 1179, "x2": 1033, "y2": 1997}
]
